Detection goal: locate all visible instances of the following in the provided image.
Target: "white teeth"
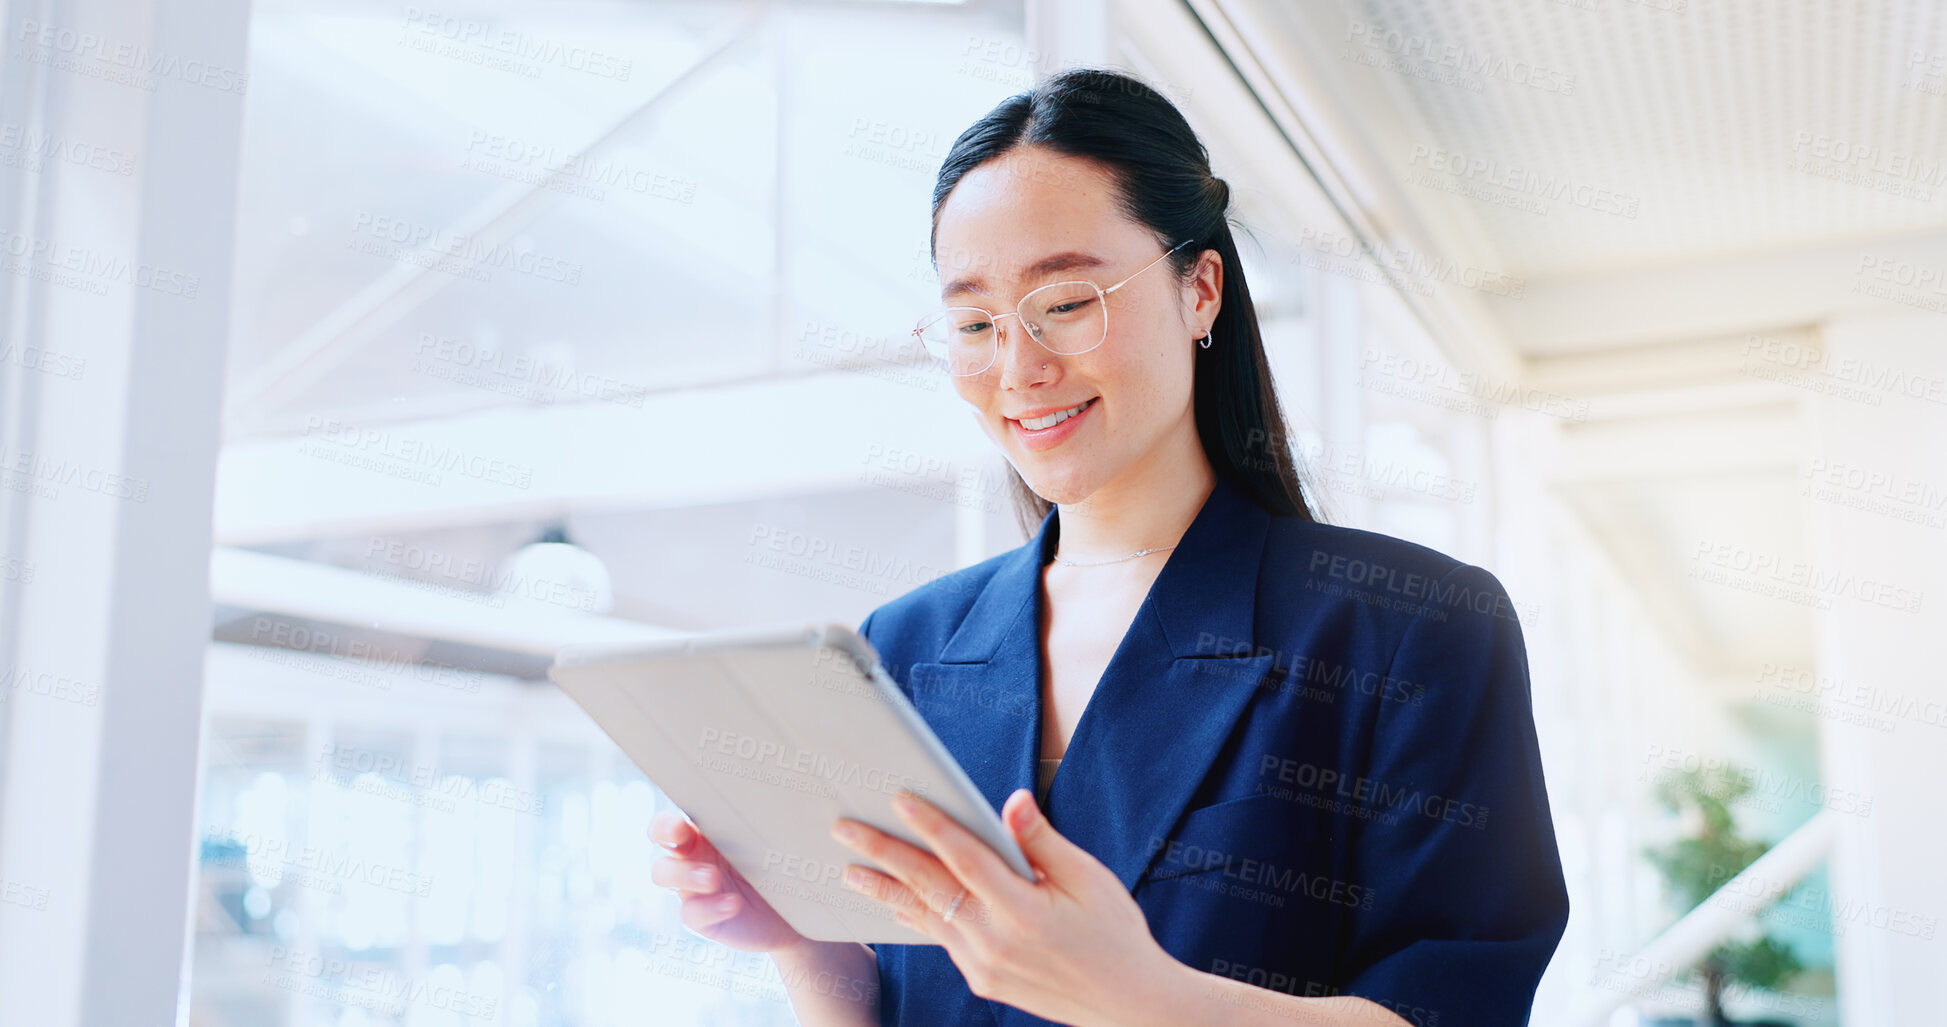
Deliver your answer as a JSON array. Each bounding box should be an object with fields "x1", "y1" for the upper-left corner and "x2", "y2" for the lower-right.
[{"x1": 1020, "y1": 399, "x2": 1092, "y2": 431}]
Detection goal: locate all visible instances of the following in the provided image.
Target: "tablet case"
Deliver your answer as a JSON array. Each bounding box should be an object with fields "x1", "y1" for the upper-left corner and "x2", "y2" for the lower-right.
[{"x1": 549, "y1": 622, "x2": 1034, "y2": 945}]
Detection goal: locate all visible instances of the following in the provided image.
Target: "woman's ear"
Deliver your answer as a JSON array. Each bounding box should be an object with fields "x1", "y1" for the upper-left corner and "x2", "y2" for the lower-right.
[{"x1": 1187, "y1": 248, "x2": 1223, "y2": 337}]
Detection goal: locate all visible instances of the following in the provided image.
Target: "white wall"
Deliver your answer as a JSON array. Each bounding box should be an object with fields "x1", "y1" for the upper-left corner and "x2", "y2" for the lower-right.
[{"x1": 1806, "y1": 313, "x2": 1947, "y2": 1025}]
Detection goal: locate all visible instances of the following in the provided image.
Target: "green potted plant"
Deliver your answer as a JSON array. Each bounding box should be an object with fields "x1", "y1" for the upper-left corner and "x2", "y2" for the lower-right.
[{"x1": 1642, "y1": 765, "x2": 1805, "y2": 1026}]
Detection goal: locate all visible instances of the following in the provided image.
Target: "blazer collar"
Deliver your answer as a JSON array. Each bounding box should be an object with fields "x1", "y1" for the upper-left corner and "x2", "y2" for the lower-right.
[
  {"x1": 937, "y1": 472, "x2": 1269, "y2": 664},
  {"x1": 915, "y1": 474, "x2": 1277, "y2": 893}
]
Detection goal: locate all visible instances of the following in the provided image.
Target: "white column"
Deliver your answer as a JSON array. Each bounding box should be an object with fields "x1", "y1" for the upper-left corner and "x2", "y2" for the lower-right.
[
  {"x1": 0, "y1": 1, "x2": 249, "y2": 1024},
  {"x1": 1315, "y1": 269, "x2": 1369, "y2": 525},
  {"x1": 1804, "y1": 311, "x2": 1947, "y2": 1023}
]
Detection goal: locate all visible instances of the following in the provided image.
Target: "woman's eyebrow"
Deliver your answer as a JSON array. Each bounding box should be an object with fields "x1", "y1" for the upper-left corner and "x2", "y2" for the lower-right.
[{"x1": 941, "y1": 250, "x2": 1109, "y2": 299}]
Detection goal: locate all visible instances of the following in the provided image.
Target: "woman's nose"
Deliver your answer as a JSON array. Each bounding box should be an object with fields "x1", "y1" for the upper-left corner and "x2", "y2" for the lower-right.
[{"x1": 993, "y1": 316, "x2": 1052, "y2": 382}]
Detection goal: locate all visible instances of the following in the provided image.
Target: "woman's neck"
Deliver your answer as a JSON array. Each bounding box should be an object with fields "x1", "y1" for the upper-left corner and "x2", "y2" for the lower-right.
[{"x1": 1053, "y1": 428, "x2": 1217, "y2": 562}]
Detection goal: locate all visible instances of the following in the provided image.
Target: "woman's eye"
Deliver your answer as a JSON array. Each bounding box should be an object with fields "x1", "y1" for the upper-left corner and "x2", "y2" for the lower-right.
[
  {"x1": 958, "y1": 322, "x2": 992, "y2": 335},
  {"x1": 1048, "y1": 298, "x2": 1094, "y2": 316}
]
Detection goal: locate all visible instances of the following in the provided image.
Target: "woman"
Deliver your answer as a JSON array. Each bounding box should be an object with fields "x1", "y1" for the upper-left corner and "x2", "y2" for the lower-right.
[{"x1": 651, "y1": 68, "x2": 1569, "y2": 1026}]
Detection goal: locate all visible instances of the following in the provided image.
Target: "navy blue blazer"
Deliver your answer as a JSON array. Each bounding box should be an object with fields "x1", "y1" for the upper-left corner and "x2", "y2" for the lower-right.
[{"x1": 856, "y1": 474, "x2": 1569, "y2": 1027}]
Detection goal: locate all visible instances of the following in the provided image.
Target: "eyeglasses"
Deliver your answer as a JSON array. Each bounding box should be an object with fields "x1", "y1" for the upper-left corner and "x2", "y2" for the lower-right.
[{"x1": 913, "y1": 239, "x2": 1193, "y2": 377}]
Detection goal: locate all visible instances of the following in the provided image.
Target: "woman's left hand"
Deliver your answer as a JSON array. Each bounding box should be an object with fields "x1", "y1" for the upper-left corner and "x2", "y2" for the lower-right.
[{"x1": 831, "y1": 787, "x2": 1182, "y2": 1027}]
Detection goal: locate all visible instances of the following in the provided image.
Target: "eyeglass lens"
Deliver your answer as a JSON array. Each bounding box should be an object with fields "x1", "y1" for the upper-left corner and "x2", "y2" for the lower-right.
[{"x1": 915, "y1": 280, "x2": 1106, "y2": 376}]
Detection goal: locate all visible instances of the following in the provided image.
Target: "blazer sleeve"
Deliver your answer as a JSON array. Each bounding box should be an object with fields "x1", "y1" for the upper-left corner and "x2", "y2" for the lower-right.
[{"x1": 1338, "y1": 563, "x2": 1568, "y2": 1026}]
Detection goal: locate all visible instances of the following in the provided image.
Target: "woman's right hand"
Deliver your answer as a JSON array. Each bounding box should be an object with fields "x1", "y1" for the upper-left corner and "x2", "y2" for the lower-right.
[{"x1": 649, "y1": 809, "x2": 807, "y2": 953}]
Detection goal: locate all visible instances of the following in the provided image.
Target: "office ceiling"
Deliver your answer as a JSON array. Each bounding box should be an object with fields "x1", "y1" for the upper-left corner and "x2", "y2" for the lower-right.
[{"x1": 1262, "y1": 0, "x2": 1947, "y2": 285}]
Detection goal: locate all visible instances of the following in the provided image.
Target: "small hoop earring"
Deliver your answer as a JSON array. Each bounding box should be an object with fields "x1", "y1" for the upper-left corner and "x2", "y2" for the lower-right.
[{"x1": 1198, "y1": 331, "x2": 1213, "y2": 349}]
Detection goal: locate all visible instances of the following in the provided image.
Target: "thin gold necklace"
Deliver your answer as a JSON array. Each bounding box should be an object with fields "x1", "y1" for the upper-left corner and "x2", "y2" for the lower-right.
[{"x1": 1051, "y1": 544, "x2": 1177, "y2": 568}]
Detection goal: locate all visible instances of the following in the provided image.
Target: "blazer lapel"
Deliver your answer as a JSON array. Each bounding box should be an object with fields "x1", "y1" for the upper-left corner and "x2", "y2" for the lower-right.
[
  {"x1": 906, "y1": 475, "x2": 1278, "y2": 893},
  {"x1": 904, "y1": 543, "x2": 1045, "y2": 818}
]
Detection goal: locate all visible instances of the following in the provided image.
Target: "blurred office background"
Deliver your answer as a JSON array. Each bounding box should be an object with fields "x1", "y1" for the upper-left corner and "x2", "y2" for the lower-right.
[{"x1": 1, "y1": 0, "x2": 1943, "y2": 1025}]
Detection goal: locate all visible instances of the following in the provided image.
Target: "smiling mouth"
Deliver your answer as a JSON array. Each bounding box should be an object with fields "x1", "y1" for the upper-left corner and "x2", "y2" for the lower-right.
[{"x1": 1014, "y1": 398, "x2": 1097, "y2": 431}]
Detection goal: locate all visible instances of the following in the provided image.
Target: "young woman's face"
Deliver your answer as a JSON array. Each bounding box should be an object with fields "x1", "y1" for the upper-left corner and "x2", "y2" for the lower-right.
[{"x1": 931, "y1": 146, "x2": 1218, "y2": 505}]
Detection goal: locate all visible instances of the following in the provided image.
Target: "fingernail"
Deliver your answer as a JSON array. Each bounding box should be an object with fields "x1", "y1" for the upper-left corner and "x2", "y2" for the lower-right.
[
  {"x1": 844, "y1": 867, "x2": 868, "y2": 890},
  {"x1": 892, "y1": 792, "x2": 918, "y2": 816},
  {"x1": 691, "y1": 866, "x2": 714, "y2": 888},
  {"x1": 831, "y1": 820, "x2": 858, "y2": 844}
]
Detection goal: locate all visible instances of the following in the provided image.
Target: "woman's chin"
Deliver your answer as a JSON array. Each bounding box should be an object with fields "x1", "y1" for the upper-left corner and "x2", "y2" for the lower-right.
[{"x1": 1018, "y1": 464, "x2": 1100, "y2": 507}]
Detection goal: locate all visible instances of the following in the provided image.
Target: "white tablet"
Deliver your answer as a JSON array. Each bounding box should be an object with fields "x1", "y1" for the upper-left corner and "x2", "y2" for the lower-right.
[{"x1": 549, "y1": 622, "x2": 1034, "y2": 946}]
